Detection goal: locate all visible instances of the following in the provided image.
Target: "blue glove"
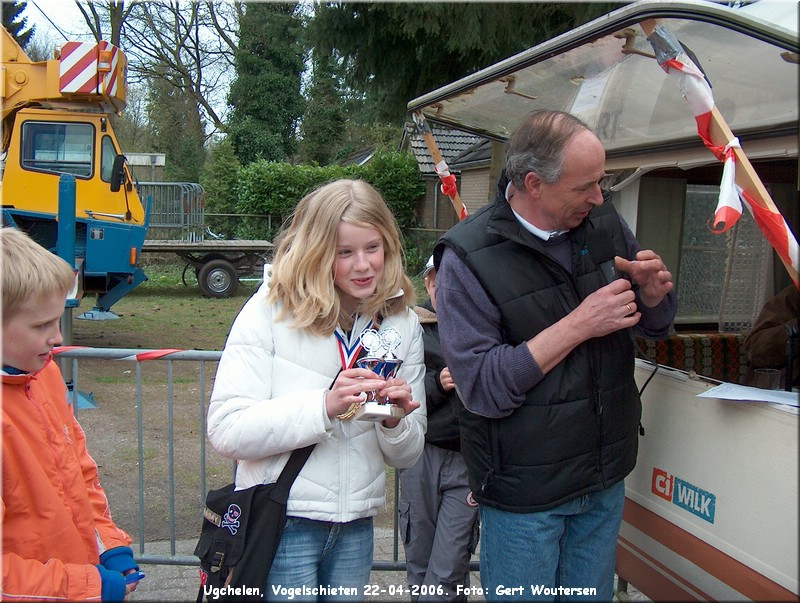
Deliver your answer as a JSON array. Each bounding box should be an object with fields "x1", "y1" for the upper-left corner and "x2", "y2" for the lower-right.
[
  {"x1": 95, "y1": 564, "x2": 126, "y2": 602},
  {"x1": 100, "y1": 546, "x2": 139, "y2": 574}
]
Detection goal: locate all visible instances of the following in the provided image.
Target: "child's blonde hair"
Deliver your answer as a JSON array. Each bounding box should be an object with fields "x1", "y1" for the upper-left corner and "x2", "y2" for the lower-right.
[
  {"x1": 268, "y1": 179, "x2": 415, "y2": 336},
  {"x1": 1, "y1": 228, "x2": 75, "y2": 320}
]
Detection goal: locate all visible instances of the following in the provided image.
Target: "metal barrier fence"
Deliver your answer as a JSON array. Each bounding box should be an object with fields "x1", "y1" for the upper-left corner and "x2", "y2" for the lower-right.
[
  {"x1": 55, "y1": 346, "x2": 406, "y2": 570},
  {"x1": 137, "y1": 182, "x2": 206, "y2": 242}
]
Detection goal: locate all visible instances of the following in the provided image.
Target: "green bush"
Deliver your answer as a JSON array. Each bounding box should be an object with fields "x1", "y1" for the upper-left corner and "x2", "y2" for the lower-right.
[
  {"x1": 404, "y1": 229, "x2": 440, "y2": 275},
  {"x1": 201, "y1": 151, "x2": 426, "y2": 262},
  {"x1": 359, "y1": 151, "x2": 421, "y2": 232},
  {"x1": 234, "y1": 162, "x2": 353, "y2": 240}
]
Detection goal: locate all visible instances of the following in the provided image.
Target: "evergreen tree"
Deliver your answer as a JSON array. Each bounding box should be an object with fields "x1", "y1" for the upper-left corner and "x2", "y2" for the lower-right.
[
  {"x1": 146, "y1": 67, "x2": 207, "y2": 182},
  {"x1": 299, "y1": 53, "x2": 345, "y2": 165},
  {"x1": 227, "y1": 2, "x2": 305, "y2": 164},
  {"x1": 311, "y1": 2, "x2": 623, "y2": 122},
  {"x1": 200, "y1": 137, "x2": 242, "y2": 238},
  {"x1": 2, "y1": 0, "x2": 35, "y2": 49}
]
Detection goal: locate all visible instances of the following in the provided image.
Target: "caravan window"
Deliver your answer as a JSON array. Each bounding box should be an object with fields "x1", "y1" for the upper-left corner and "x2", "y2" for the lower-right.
[
  {"x1": 636, "y1": 179, "x2": 779, "y2": 332},
  {"x1": 676, "y1": 185, "x2": 773, "y2": 331}
]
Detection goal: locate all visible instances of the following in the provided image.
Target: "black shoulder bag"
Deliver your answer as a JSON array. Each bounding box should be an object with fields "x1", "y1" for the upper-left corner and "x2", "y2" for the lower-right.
[{"x1": 194, "y1": 444, "x2": 316, "y2": 602}]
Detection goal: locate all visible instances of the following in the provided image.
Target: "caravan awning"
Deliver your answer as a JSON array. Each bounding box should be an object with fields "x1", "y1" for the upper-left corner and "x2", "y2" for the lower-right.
[{"x1": 406, "y1": 0, "x2": 798, "y2": 169}]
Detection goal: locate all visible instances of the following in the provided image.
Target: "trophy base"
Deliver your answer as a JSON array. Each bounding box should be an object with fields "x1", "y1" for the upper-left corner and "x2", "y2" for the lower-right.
[{"x1": 355, "y1": 402, "x2": 406, "y2": 422}]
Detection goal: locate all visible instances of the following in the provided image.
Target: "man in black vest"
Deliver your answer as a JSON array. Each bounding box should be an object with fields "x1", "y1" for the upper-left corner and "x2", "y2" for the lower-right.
[{"x1": 434, "y1": 110, "x2": 677, "y2": 601}]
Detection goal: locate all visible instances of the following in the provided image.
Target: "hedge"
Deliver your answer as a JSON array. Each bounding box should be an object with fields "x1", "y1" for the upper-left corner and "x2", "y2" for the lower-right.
[{"x1": 203, "y1": 150, "x2": 427, "y2": 270}]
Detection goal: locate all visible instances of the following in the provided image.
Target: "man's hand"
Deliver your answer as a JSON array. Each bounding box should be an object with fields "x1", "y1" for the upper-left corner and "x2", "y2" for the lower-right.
[
  {"x1": 528, "y1": 278, "x2": 639, "y2": 375},
  {"x1": 615, "y1": 250, "x2": 674, "y2": 308},
  {"x1": 572, "y1": 278, "x2": 640, "y2": 340}
]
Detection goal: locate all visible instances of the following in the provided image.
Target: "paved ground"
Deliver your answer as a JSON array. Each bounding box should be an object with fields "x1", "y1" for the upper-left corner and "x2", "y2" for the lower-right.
[{"x1": 131, "y1": 529, "x2": 648, "y2": 602}]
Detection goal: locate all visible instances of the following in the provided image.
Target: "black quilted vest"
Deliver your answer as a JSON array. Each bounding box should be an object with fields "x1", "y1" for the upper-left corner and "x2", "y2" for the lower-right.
[{"x1": 436, "y1": 197, "x2": 641, "y2": 513}]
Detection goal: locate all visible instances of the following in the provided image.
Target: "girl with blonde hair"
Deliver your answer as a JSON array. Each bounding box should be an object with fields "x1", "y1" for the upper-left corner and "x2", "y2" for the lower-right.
[{"x1": 208, "y1": 179, "x2": 427, "y2": 600}]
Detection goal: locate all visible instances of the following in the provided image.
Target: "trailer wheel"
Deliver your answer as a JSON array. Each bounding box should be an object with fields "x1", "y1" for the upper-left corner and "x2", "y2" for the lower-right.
[{"x1": 198, "y1": 259, "x2": 239, "y2": 298}]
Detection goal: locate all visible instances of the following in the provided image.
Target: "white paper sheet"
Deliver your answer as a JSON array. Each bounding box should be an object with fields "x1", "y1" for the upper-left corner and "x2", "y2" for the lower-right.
[{"x1": 698, "y1": 382, "x2": 800, "y2": 410}]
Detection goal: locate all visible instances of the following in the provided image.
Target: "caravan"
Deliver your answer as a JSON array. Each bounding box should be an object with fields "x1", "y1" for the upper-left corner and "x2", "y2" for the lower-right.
[{"x1": 407, "y1": 1, "x2": 798, "y2": 599}]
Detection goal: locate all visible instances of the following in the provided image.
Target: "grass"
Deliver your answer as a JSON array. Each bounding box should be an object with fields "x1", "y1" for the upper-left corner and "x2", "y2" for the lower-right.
[
  {"x1": 70, "y1": 256, "x2": 253, "y2": 539},
  {"x1": 73, "y1": 255, "x2": 255, "y2": 351}
]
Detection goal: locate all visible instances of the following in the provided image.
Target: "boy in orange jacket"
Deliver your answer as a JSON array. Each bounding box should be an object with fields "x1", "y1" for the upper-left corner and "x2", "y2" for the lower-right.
[{"x1": 2, "y1": 227, "x2": 142, "y2": 601}]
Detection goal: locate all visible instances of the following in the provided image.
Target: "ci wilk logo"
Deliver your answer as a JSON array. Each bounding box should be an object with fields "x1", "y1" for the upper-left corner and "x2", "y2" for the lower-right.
[{"x1": 222, "y1": 503, "x2": 242, "y2": 535}]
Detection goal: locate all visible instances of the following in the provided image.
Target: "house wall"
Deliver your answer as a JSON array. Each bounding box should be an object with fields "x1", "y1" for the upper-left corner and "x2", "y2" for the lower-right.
[
  {"x1": 415, "y1": 167, "x2": 497, "y2": 233},
  {"x1": 415, "y1": 178, "x2": 459, "y2": 232},
  {"x1": 459, "y1": 166, "x2": 494, "y2": 214},
  {"x1": 130, "y1": 164, "x2": 167, "y2": 182}
]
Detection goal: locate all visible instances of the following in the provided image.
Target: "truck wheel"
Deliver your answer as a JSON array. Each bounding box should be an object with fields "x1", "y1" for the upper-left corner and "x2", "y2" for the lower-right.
[{"x1": 198, "y1": 259, "x2": 239, "y2": 298}]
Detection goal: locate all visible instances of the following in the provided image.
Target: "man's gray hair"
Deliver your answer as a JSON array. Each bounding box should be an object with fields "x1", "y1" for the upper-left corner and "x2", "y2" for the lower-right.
[{"x1": 505, "y1": 110, "x2": 592, "y2": 189}]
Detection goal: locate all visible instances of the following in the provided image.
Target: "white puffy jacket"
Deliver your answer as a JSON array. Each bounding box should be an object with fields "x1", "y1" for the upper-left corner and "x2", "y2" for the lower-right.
[{"x1": 207, "y1": 282, "x2": 427, "y2": 522}]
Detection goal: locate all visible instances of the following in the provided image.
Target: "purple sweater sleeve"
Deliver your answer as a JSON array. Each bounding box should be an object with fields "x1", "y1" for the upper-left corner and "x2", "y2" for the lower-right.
[{"x1": 436, "y1": 247, "x2": 543, "y2": 418}]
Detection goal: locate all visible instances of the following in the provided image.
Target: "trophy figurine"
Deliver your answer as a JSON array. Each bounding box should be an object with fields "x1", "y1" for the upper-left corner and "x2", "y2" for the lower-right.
[{"x1": 355, "y1": 327, "x2": 406, "y2": 422}]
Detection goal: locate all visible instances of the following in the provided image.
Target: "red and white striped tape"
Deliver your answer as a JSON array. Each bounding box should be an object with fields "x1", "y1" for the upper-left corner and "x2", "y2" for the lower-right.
[
  {"x1": 658, "y1": 51, "x2": 799, "y2": 279},
  {"x1": 53, "y1": 346, "x2": 185, "y2": 362}
]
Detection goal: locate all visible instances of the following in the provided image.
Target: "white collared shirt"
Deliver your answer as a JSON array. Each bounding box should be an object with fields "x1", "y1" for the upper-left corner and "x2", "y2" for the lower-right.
[{"x1": 505, "y1": 180, "x2": 568, "y2": 241}]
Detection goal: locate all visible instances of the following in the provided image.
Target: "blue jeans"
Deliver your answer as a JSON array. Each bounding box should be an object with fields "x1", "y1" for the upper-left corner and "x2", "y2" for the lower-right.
[
  {"x1": 480, "y1": 481, "x2": 625, "y2": 602},
  {"x1": 266, "y1": 516, "x2": 373, "y2": 602}
]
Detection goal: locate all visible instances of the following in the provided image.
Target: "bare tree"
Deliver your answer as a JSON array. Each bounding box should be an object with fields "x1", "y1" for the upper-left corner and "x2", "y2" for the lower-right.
[
  {"x1": 120, "y1": 1, "x2": 240, "y2": 136},
  {"x1": 72, "y1": 0, "x2": 240, "y2": 138},
  {"x1": 74, "y1": 0, "x2": 137, "y2": 47}
]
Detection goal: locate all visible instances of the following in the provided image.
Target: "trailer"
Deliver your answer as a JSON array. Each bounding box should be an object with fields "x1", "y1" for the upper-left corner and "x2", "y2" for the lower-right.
[
  {"x1": 141, "y1": 238, "x2": 272, "y2": 298},
  {"x1": 407, "y1": 0, "x2": 798, "y2": 600},
  {"x1": 133, "y1": 181, "x2": 272, "y2": 298}
]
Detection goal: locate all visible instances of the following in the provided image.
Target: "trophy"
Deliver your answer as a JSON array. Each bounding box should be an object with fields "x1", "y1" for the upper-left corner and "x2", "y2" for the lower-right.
[{"x1": 354, "y1": 327, "x2": 406, "y2": 422}]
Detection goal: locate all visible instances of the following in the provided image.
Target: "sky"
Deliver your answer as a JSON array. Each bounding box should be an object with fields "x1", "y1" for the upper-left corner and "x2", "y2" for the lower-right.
[
  {"x1": 21, "y1": 0, "x2": 800, "y2": 46},
  {"x1": 22, "y1": 0, "x2": 92, "y2": 48}
]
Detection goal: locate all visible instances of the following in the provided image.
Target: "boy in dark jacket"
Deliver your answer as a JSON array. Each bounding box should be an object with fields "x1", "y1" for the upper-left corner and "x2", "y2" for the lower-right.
[{"x1": 398, "y1": 256, "x2": 479, "y2": 602}]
